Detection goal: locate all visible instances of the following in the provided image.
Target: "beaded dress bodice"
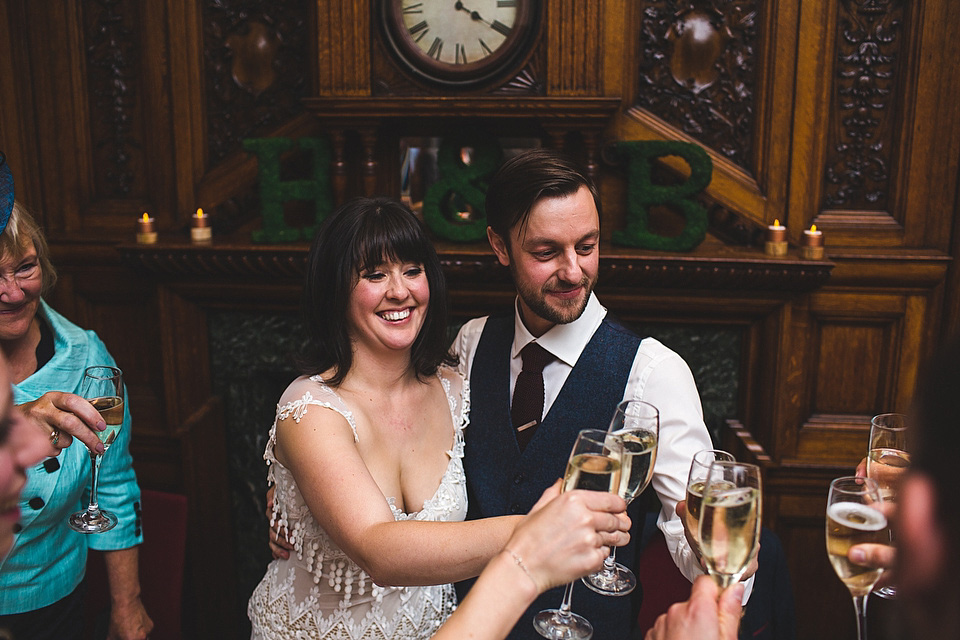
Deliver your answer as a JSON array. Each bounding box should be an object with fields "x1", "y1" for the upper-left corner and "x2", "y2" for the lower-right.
[{"x1": 248, "y1": 368, "x2": 468, "y2": 639}]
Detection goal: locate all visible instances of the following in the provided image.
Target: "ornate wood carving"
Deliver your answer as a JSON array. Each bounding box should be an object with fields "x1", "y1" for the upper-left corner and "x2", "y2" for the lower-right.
[
  {"x1": 821, "y1": 0, "x2": 905, "y2": 210},
  {"x1": 118, "y1": 243, "x2": 833, "y2": 293},
  {"x1": 634, "y1": 0, "x2": 759, "y2": 169},
  {"x1": 202, "y1": 0, "x2": 311, "y2": 164},
  {"x1": 83, "y1": 0, "x2": 141, "y2": 198}
]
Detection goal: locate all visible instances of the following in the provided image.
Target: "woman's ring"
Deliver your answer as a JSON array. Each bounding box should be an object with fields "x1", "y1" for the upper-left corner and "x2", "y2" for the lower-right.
[{"x1": 50, "y1": 428, "x2": 60, "y2": 448}]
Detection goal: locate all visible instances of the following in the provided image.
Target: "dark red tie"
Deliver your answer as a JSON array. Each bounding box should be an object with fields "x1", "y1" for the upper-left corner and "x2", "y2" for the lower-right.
[{"x1": 512, "y1": 342, "x2": 553, "y2": 451}]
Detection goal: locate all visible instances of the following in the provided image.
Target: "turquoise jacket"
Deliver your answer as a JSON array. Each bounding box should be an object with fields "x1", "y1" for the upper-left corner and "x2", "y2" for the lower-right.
[{"x1": 0, "y1": 300, "x2": 143, "y2": 613}]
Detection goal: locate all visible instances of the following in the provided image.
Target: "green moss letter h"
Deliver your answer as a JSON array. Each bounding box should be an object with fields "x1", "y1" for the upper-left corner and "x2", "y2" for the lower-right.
[{"x1": 244, "y1": 137, "x2": 332, "y2": 243}]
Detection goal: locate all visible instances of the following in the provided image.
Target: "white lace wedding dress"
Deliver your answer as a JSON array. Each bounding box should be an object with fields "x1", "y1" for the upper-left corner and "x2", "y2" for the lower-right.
[{"x1": 248, "y1": 368, "x2": 468, "y2": 639}]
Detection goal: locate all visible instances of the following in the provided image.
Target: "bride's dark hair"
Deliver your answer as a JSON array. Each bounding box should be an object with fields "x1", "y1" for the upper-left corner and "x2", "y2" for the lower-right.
[{"x1": 299, "y1": 197, "x2": 456, "y2": 385}]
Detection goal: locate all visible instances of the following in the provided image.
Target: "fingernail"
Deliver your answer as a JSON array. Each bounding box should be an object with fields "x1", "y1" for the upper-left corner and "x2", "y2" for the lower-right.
[
  {"x1": 97, "y1": 420, "x2": 106, "y2": 431},
  {"x1": 850, "y1": 548, "x2": 865, "y2": 563},
  {"x1": 732, "y1": 584, "x2": 745, "y2": 600},
  {"x1": 96, "y1": 443, "x2": 105, "y2": 454}
]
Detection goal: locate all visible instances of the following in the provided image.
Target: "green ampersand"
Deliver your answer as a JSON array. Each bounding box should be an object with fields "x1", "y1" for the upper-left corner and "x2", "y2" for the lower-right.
[
  {"x1": 422, "y1": 132, "x2": 502, "y2": 243},
  {"x1": 243, "y1": 137, "x2": 332, "y2": 243},
  {"x1": 613, "y1": 140, "x2": 712, "y2": 252}
]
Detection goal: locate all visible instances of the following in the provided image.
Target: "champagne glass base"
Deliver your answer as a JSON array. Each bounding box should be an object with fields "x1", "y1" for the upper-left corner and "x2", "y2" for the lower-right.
[
  {"x1": 581, "y1": 563, "x2": 637, "y2": 596},
  {"x1": 68, "y1": 508, "x2": 118, "y2": 534},
  {"x1": 873, "y1": 585, "x2": 897, "y2": 599},
  {"x1": 533, "y1": 609, "x2": 593, "y2": 639}
]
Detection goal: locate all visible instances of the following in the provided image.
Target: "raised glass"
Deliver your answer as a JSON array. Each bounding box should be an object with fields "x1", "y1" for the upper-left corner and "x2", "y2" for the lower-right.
[{"x1": 68, "y1": 366, "x2": 124, "y2": 534}]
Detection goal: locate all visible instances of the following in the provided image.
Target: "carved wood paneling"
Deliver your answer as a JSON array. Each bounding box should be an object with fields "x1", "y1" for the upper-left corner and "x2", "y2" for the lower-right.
[
  {"x1": 202, "y1": 0, "x2": 312, "y2": 164},
  {"x1": 83, "y1": 0, "x2": 143, "y2": 199},
  {"x1": 633, "y1": 0, "x2": 760, "y2": 170},
  {"x1": 821, "y1": 0, "x2": 907, "y2": 212}
]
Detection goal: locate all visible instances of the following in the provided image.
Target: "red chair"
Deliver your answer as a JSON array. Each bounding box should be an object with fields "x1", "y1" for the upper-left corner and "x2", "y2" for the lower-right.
[
  {"x1": 635, "y1": 528, "x2": 692, "y2": 636},
  {"x1": 84, "y1": 489, "x2": 188, "y2": 640}
]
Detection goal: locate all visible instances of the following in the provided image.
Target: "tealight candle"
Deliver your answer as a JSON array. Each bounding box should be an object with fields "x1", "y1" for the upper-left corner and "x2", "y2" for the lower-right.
[
  {"x1": 191, "y1": 207, "x2": 212, "y2": 244},
  {"x1": 764, "y1": 219, "x2": 788, "y2": 257},
  {"x1": 800, "y1": 224, "x2": 824, "y2": 260},
  {"x1": 136, "y1": 213, "x2": 157, "y2": 244}
]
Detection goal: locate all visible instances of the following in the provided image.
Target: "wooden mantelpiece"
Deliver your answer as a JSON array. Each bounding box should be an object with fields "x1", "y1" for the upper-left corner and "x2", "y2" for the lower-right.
[{"x1": 118, "y1": 239, "x2": 834, "y2": 293}]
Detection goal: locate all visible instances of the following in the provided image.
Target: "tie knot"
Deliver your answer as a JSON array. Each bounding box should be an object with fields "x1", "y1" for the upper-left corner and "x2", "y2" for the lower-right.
[{"x1": 520, "y1": 342, "x2": 553, "y2": 373}]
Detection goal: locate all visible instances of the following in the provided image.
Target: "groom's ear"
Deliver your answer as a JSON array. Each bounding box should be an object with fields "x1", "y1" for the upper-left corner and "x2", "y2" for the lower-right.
[
  {"x1": 898, "y1": 473, "x2": 945, "y2": 591},
  {"x1": 487, "y1": 226, "x2": 510, "y2": 267}
]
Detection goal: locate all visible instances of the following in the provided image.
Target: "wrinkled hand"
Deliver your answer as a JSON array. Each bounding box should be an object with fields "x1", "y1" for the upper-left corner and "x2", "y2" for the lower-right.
[
  {"x1": 266, "y1": 484, "x2": 294, "y2": 560},
  {"x1": 107, "y1": 595, "x2": 153, "y2": 640},
  {"x1": 19, "y1": 391, "x2": 106, "y2": 457},
  {"x1": 646, "y1": 575, "x2": 743, "y2": 640},
  {"x1": 506, "y1": 483, "x2": 630, "y2": 593}
]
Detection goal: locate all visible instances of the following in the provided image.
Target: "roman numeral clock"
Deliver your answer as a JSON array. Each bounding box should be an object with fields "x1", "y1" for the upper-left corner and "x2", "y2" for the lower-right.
[{"x1": 378, "y1": 0, "x2": 539, "y2": 88}]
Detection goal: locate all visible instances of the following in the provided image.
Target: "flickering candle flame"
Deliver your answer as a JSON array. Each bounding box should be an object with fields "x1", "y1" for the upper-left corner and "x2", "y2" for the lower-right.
[
  {"x1": 802, "y1": 224, "x2": 823, "y2": 247},
  {"x1": 192, "y1": 207, "x2": 209, "y2": 228},
  {"x1": 766, "y1": 219, "x2": 786, "y2": 243},
  {"x1": 137, "y1": 213, "x2": 155, "y2": 233}
]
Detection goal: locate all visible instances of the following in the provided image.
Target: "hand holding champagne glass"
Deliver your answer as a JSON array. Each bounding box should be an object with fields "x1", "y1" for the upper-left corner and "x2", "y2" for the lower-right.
[
  {"x1": 68, "y1": 365, "x2": 124, "y2": 533},
  {"x1": 826, "y1": 476, "x2": 887, "y2": 640},
  {"x1": 582, "y1": 400, "x2": 658, "y2": 596},
  {"x1": 698, "y1": 461, "x2": 761, "y2": 589},
  {"x1": 534, "y1": 429, "x2": 623, "y2": 639}
]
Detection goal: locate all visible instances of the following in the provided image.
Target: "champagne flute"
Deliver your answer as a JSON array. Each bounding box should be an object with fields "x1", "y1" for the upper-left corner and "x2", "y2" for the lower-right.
[
  {"x1": 684, "y1": 449, "x2": 736, "y2": 555},
  {"x1": 534, "y1": 429, "x2": 623, "y2": 639},
  {"x1": 866, "y1": 412, "x2": 909, "y2": 599},
  {"x1": 582, "y1": 400, "x2": 658, "y2": 596},
  {"x1": 826, "y1": 476, "x2": 888, "y2": 640},
  {"x1": 698, "y1": 460, "x2": 761, "y2": 589},
  {"x1": 68, "y1": 366, "x2": 124, "y2": 533}
]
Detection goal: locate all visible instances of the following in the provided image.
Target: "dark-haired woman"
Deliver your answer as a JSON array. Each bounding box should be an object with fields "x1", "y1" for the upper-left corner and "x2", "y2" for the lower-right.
[{"x1": 248, "y1": 198, "x2": 522, "y2": 639}]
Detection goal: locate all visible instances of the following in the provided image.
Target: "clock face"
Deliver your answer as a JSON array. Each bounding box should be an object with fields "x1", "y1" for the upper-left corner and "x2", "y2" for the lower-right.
[{"x1": 380, "y1": 0, "x2": 539, "y2": 88}]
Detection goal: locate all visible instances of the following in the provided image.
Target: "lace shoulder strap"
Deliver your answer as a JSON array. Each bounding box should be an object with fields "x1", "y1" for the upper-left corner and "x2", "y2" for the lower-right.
[{"x1": 274, "y1": 375, "x2": 360, "y2": 442}]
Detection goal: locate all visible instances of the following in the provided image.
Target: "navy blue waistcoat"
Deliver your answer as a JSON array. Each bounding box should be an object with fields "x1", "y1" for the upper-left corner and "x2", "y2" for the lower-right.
[{"x1": 458, "y1": 314, "x2": 647, "y2": 640}]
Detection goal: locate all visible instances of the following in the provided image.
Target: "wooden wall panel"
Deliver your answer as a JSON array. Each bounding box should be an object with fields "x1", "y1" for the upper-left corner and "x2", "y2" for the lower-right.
[{"x1": 1, "y1": 1, "x2": 958, "y2": 638}]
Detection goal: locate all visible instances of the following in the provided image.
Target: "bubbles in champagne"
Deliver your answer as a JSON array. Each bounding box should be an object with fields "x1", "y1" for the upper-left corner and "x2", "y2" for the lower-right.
[
  {"x1": 563, "y1": 453, "x2": 621, "y2": 493},
  {"x1": 616, "y1": 430, "x2": 657, "y2": 503},
  {"x1": 826, "y1": 502, "x2": 889, "y2": 596},
  {"x1": 700, "y1": 487, "x2": 760, "y2": 584}
]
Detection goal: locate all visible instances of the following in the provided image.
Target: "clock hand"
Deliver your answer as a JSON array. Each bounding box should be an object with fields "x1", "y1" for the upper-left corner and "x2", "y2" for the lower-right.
[{"x1": 454, "y1": 1, "x2": 492, "y2": 27}]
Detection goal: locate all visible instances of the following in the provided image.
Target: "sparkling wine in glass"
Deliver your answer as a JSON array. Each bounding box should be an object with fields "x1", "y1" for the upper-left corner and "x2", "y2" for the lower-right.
[
  {"x1": 826, "y1": 476, "x2": 888, "y2": 640},
  {"x1": 698, "y1": 461, "x2": 761, "y2": 589},
  {"x1": 866, "y1": 412, "x2": 908, "y2": 599},
  {"x1": 684, "y1": 449, "x2": 736, "y2": 555},
  {"x1": 68, "y1": 366, "x2": 124, "y2": 534},
  {"x1": 534, "y1": 429, "x2": 623, "y2": 639},
  {"x1": 582, "y1": 400, "x2": 658, "y2": 596}
]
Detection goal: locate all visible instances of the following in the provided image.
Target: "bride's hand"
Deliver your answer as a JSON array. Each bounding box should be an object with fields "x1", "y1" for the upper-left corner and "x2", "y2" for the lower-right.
[
  {"x1": 266, "y1": 484, "x2": 294, "y2": 560},
  {"x1": 506, "y1": 488, "x2": 630, "y2": 593}
]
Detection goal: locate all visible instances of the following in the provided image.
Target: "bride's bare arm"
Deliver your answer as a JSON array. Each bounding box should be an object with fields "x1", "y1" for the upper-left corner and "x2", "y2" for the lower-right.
[
  {"x1": 275, "y1": 406, "x2": 520, "y2": 586},
  {"x1": 432, "y1": 484, "x2": 630, "y2": 639}
]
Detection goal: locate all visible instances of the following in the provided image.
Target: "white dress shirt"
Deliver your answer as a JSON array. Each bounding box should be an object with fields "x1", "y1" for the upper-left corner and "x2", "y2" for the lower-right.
[{"x1": 454, "y1": 292, "x2": 754, "y2": 599}]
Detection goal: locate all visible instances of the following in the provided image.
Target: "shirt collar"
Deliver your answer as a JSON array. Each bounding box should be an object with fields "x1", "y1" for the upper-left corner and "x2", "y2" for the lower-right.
[{"x1": 511, "y1": 292, "x2": 606, "y2": 367}]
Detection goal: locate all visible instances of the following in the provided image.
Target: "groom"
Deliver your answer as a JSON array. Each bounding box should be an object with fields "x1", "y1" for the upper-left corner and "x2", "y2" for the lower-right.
[{"x1": 452, "y1": 148, "x2": 717, "y2": 639}]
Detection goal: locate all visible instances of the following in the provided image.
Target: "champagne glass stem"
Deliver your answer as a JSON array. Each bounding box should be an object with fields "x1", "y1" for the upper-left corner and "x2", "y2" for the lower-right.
[
  {"x1": 556, "y1": 581, "x2": 576, "y2": 620},
  {"x1": 86, "y1": 451, "x2": 104, "y2": 515},
  {"x1": 602, "y1": 547, "x2": 617, "y2": 572},
  {"x1": 852, "y1": 594, "x2": 869, "y2": 640}
]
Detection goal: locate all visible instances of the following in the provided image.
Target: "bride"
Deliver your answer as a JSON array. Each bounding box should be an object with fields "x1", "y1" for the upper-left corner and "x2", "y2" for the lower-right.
[{"x1": 248, "y1": 198, "x2": 520, "y2": 639}]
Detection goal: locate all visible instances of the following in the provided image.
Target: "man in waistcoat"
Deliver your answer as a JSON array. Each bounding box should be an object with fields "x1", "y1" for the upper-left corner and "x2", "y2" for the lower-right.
[{"x1": 452, "y1": 148, "x2": 736, "y2": 639}]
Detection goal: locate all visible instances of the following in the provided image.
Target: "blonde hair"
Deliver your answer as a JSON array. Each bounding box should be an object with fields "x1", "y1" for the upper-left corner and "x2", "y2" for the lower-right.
[{"x1": 0, "y1": 201, "x2": 57, "y2": 294}]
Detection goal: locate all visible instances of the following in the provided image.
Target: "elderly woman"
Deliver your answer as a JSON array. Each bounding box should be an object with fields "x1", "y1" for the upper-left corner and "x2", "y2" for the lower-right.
[{"x1": 0, "y1": 165, "x2": 151, "y2": 640}]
